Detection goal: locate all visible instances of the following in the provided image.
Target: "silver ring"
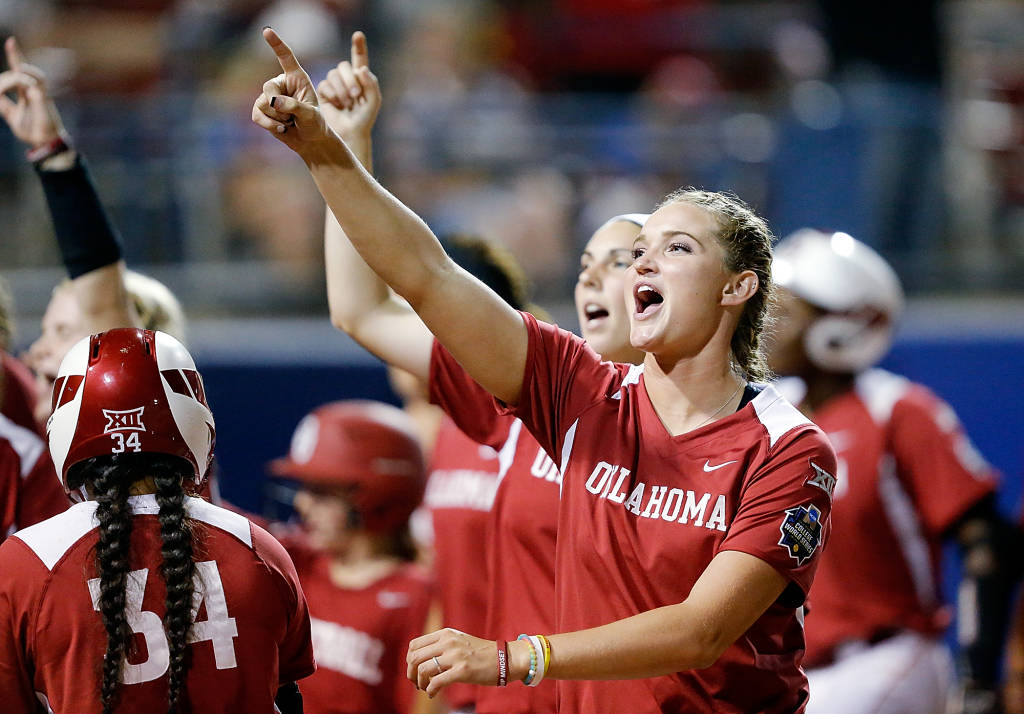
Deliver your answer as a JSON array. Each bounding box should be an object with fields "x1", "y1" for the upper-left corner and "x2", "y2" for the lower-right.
[{"x1": 432, "y1": 656, "x2": 443, "y2": 674}]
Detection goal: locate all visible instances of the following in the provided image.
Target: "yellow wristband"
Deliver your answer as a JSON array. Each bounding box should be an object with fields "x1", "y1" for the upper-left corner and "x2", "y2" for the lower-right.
[{"x1": 538, "y1": 634, "x2": 551, "y2": 673}]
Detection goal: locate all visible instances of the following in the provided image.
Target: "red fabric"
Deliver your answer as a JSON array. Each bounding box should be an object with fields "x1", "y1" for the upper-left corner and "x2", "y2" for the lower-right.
[
  {"x1": 504, "y1": 312, "x2": 835, "y2": 713},
  {"x1": 1, "y1": 353, "x2": 40, "y2": 436},
  {"x1": 419, "y1": 411, "x2": 501, "y2": 710},
  {"x1": 0, "y1": 498, "x2": 315, "y2": 714},
  {"x1": 430, "y1": 340, "x2": 559, "y2": 713},
  {"x1": 281, "y1": 536, "x2": 433, "y2": 714},
  {"x1": 0, "y1": 414, "x2": 67, "y2": 542},
  {"x1": 799, "y1": 369, "x2": 997, "y2": 667}
]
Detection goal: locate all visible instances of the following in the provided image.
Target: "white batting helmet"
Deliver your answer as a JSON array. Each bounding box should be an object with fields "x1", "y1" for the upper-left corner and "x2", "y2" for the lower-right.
[
  {"x1": 47, "y1": 328, "x2": 215, "y2": 498},
  {"x1": 772, "y1": 229, "x2": 904, "y2": 373}
]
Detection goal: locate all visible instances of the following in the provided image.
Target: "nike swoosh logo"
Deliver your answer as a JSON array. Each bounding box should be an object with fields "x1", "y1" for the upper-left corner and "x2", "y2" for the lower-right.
[{"x1": 703, "y1": 460, "x2": 737, "y2": 472}]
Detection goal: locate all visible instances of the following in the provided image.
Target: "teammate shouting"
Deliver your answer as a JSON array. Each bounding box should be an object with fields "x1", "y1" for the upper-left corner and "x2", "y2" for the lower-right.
[{"x1": 253, "y1": 29, "x2": 835, "y2": 712}]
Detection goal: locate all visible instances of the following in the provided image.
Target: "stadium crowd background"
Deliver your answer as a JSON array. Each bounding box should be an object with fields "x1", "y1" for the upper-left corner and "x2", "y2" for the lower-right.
[{"x1": 0, "y1": 0, "x2": 1021, "y2": 530}]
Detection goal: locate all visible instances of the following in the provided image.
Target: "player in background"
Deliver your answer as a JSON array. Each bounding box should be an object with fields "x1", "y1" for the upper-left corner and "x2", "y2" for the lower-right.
[
  {"x1": 316, "y1": 31, "x2": 646, "y2": 714},
  {"x1": 254, "y1": 29, "x2": 835, "y2": 712},
  {"x1": 766, "y1": 229, "x2": 1019, "y2": 714},
  {"x1": 269, "y1": 400, "x2": 434, "y2": 714},
  {"x1": 0, "y1": 37, "x2": 194, "y2": 531},
  {"x1": 0, "y1": 328, "x2": 315, "y2": 713},
  {"x1": 0, "y1": 277, "x2": 60, "y2": 542},
  {"x1": 0, "y1": 36, "x2": 185, "y2": 430}
]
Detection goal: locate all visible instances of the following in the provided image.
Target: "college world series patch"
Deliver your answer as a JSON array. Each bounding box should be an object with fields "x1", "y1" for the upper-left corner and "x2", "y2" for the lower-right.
[{"x1": 777, "y1": 504, "x2": 823, "y2": 566}]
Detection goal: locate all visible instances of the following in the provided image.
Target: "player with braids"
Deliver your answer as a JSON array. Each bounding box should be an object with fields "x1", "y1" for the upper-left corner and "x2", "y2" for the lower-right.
[
  {"x1": 88, "y1": 460, "x2": 136, "y2": 713},
  {"x1": 153, "y1": 465, "x2": 195, "y2": 713},
  {"x1": 0, "y1": 328, "x2": 315, "y2": 714},
  {"x1": 255, "y1": 30, "x2": 837, "y2": 712}
]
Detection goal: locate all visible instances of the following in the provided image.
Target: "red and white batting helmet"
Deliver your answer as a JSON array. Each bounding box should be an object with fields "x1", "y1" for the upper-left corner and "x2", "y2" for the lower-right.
[
  {"x1": 47, "y1": 328, "x2": 216, "y2": 495},
  {"x1": 270, "y1": 400, "x2": 426, "y2": 534},
  {"x1": 773, "y1": 229, "x2": 904, "y2": 373}
]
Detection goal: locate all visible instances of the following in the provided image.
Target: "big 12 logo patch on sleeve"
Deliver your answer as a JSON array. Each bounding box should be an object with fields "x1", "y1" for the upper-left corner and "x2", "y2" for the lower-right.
[{"x1": 777, "y1": 504, "x2": 823, "y2": 566}]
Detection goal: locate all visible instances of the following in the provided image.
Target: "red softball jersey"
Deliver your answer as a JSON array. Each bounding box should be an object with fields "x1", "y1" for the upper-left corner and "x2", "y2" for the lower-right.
[
  {"x1": 422, "y1": 413, "x2": 502, "y2": 710},
  {"x1": 0, "y1": 494, "x2": 315, "y2": 714},
  {"x1": 776, "y1": 370, "x2": 998, "y2": 667},
  {"x1": 489, "y1": 313, "x2": 834, "y2": 713},
  {"x1": 280, "y1": 535, "x2": 433, "y2": 714},
  {"x1": 430, "y1": 341, "x2": 559, "y2": 714},
  {"x1": 0, "y1": 413, "x2": 68, "y2": 541}
]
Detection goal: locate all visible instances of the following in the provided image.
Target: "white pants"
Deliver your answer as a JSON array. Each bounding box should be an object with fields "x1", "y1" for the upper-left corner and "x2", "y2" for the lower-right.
[{"x1": 806, "y1": 632, "x2": 954, "y2": 714}]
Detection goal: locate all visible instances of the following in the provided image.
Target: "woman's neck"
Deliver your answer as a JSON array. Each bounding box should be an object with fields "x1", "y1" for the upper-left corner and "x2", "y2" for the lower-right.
[{"x1": 642, "y1": 351, "x2": 746, "y2": 437}]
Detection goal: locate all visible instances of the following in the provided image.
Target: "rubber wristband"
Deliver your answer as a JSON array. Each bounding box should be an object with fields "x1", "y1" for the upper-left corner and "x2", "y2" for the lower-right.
[
  {"x1": 526, "y1": 635, "x2": 546, "y2": 686},
  {"x1": 26, "y1": 133, "x2": 72, "y2": 165},
  {"x1": 517, "y1": 634, "x2": 537, "y2": 685},
  {"x1": 496, "y1": 640, "x2": 508, "y2": 687}
]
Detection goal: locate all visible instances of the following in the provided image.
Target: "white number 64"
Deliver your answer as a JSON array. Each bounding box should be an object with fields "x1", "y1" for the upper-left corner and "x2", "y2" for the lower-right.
[{"x1": 87, "y1": 560, "x2": 239, "y2": 684}]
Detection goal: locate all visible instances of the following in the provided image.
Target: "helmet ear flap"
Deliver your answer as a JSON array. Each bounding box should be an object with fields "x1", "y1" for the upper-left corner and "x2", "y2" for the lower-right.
[{"x1": 803, "y1": 314, "x2": 894, "y2": 373}]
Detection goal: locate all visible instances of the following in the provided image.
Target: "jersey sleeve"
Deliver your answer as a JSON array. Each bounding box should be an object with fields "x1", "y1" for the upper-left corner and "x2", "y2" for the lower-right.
[
  {"x1": 0, "y1": 540, "x2": 46, "y2": 714},
  {"x1": 888, "y1": 386, "x2": 997, "y2": 535},
  {"x1": 718, "y1": 428, "x2": 836, "y2": 603},
  {"x1": 505, "y1": 312, "x2": 622, "y2": 459},
  {"x1": 251, "y1": 525, "x2": 316, "y2": 683},
  {"x1": 0, "y1": 445, "x2": 19, "y2": 539},
  {"x1": 429, "y1": 340, "x2": 515, "y2": 450},
  {"x1": 15, "y1": 454, "x2": 67, "y2": 531}
]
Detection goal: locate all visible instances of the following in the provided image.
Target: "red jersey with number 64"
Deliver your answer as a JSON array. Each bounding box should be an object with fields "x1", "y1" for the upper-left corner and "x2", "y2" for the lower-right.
[
  {"x1": 501, "y1": 313, "x2": 836, "y2": 713},
  {"x1": 0, "y1": 494, "x2": 315, "y2": 714}
]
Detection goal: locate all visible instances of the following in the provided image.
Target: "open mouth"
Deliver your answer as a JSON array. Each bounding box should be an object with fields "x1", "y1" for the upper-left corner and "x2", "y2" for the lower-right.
[
  {"x1": 634, "y1": 284, "x2": 664, "y2": 318},
  {"x1": 583, "y1": 302, "x2": 609, "y2": 323}
]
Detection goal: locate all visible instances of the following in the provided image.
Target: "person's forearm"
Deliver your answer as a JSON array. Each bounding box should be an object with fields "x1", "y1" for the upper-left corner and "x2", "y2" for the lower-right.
[
  {"x1": 303, "y1": 133, "x2": 448, "y2": 312},
  {"x1": 507, "y1": 601, "x2": 723, "y2": 683},
  {"x1": 37, "y1": 155, "x2": 139, "y2": 331},
  {"x1": 323, "y1": 127, "x2": 392, "y2": 333},
  {"x1": 37, "y1": 155, "x2": 122, "y2": 279}
]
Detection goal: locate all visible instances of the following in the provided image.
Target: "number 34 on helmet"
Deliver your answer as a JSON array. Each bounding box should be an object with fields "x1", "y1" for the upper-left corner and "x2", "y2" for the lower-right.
[{"x1": 46, "y1": 328, "x2": 216, "y2": 500}]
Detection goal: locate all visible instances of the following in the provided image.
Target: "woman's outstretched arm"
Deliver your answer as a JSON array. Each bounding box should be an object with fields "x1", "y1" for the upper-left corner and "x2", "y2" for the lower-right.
[{"x1": 253, "y1": 29, "x2": 526, "y2": 404}]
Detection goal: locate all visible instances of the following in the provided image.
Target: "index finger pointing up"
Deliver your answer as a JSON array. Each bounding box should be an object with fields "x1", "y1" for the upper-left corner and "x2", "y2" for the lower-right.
[
  {"x1": 5, "y1": 36, "x2": 24, "y2": 71},
  {"x1": 351, "y1": 31, "x2": 369, "y2": 70},
  {"x1": 263, "y1": 27, "x2": 302, "y2": 74}
]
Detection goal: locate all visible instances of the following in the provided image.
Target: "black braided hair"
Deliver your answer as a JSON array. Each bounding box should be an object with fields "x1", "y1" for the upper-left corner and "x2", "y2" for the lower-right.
[
  {"x1": 154, "y1": 469, "x2": 195, "y2": 714},
  {"x1": 67, "y1": 453, "x2": 196, "y2": 714},
  {"x1": 68, "y1": 457, "x2": 134, "y2": 714}
]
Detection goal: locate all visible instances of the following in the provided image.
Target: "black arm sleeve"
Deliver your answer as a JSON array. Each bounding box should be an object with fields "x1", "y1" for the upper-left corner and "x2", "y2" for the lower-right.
[
  {"x1": 274, "y1": 682, "x2": 304, "y2": 714},
  {"x1": 35, "y1": 155, "x2": 123, "y2": 279},
  {"x1": 951, "y1": 494, "x2": 1024, "y2": 689}
]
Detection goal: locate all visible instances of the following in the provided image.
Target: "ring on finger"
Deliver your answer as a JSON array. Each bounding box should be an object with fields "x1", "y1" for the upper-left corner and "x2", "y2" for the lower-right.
[{"x1": 432, "y1": 655, "x2": 443, "y2": 674}]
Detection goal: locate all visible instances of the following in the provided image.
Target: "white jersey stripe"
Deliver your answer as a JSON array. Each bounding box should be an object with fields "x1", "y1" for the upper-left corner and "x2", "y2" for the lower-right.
[
  {"x1": 14, "y1": 501, "x2": 100, "y2": 570},
  {"x1": 0, "y1": 412, "x2": 45, "y2": 479},
  {"x1": 558, "y1": 419, "x2": 579, "y2": 497},
  {"x1": 495, "y1": 419, "x2": 524, "y2": 486},
  {"x1": 876, "y1": 455, "x2": 937, "y2": 608},
  {"x1": 612, "y1": 364, "x2": 644, "y2": 400},
  {"x1": 855, "y1": 369, "x2": 911, "y2": 426},
  {"x1": 14, "y1": 495, "x2": 253, "y2": 571},
  {"x1": 751, "y1": 384, "x2": 813, "y2": 448}
]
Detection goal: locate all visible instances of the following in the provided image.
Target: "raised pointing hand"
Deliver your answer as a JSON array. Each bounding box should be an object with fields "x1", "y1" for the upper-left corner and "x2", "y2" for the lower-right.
[
  {"x1": 0, "y1": 36, "x2": 66, "y2": 149},
  {"x1": 318, "y1": 31, "x2": 381, "y2": 140},
  {"x1": 252, "y1": 28, "x2": 326, "y2": 148}
]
